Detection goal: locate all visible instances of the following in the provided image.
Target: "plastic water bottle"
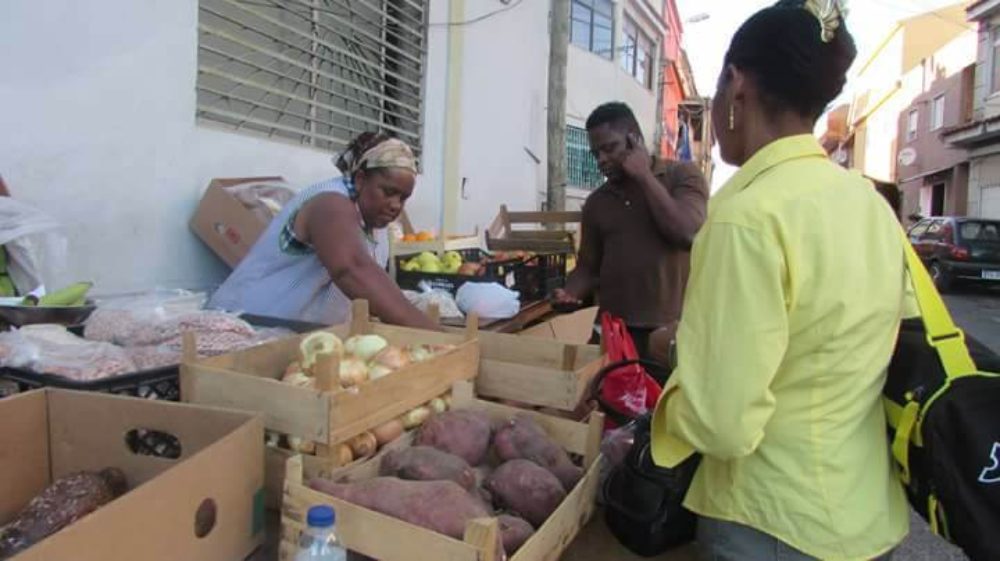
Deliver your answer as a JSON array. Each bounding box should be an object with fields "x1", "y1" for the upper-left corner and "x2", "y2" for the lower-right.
[{"x1": 294, "y1": 505, "x2": 347, "y2": 561}]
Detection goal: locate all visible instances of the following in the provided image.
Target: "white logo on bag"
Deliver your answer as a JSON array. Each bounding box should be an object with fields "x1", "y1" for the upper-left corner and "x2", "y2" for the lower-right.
[{"x1": 978, "y1": 443, "x2": 1000, "y2": 484}]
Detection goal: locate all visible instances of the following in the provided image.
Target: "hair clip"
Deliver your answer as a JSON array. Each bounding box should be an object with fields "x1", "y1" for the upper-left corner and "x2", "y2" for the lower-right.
[{"x1": 803, "y1": 0, "x2": 847, "y2": 43}]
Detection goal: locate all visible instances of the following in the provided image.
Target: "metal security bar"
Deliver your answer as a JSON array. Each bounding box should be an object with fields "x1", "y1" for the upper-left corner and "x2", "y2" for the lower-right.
[
  {"x1": 566, "y1": 126, "x2": 604, "y2": 190},
  {"x1": 197, "y1": 0, "x2": 427, "y2": 155}
]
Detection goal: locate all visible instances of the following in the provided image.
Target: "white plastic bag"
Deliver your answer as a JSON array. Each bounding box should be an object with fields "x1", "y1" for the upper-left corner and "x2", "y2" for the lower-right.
[
  {"x1": 0, "y1": 198, "x2": 67, "y2": 294},
  {"x1": 455, "y1": 282, "x2": 520, "y2": 319}
]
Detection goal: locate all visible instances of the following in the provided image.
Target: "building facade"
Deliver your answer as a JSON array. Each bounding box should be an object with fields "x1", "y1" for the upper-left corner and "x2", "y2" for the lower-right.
[
  {"x1": 846, "y1": 3, "x2": 973, "y2": 184},
  {"x1": 0, "y1": 0, "x2": 673, "y2": 293},
  {"x1": 895, "y1": 58, "x2": 976, "y2": 219},
  {"x1": 942, "y1": 0, "x2": 1000, "y2": 219}
]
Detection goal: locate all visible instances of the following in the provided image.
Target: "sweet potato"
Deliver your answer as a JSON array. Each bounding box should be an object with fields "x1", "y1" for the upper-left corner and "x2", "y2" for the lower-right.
[
  {"x1": 493, "y1": 414, "x2": 583, "y2": 490},
  {"x1": 308, "y1": 477, "x2": 490, "y2": 540},
  {"x1": 498, "y1": 514, "x2": 535, "y2": 555},
  {"x1": 486, "y1": 460, "x2": 566, "y2": 527},
  {"x1": 415, "y1": 409, "x2": 493, "y2": 465},
  {"x1": 379, "y1": 446, "x2": 476, "y2": 490},
  {"x1": 0, "y1": 468, "x2": 128, "y2": 558}
]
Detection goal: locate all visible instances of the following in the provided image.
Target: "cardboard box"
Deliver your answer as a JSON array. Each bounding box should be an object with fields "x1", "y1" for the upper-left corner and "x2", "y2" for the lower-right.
[
  {"x1": 0, "y1": 389, "x2": 264, "y2": 561},
  {"x1": 190, "y1": 177, "x2": 284, "y2": 268},
  {"x1": 519, "y1": 306, "x2": 598, "y2": 345}
]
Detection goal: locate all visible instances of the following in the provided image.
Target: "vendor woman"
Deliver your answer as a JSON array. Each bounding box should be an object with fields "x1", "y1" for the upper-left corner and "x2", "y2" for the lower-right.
[{"x1": 209, "y1": 133, "x2": 438, "y2": 330}]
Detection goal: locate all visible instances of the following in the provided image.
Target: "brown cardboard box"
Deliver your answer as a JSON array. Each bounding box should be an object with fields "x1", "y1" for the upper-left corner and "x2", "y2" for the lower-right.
[
  {"x1": 0, "y1": 389, "x2": 265, "y2": 561},
  {"x1": 519, "y1": 306, "x2": 598, "y2": 345},
  {"x1": 190, "y1": 177, "x2": 284, "y2": 268}
]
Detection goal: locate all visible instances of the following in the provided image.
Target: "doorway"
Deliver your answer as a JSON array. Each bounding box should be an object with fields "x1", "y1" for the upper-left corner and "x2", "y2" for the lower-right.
[{"x1": 931, "y1": 183, "x2": 946, "y2": 216}]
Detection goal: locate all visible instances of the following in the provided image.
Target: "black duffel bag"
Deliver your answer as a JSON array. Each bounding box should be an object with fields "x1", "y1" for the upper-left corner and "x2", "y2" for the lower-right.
[{"x1": 594, "y1": 358, "x2": 701, "y2": 557}]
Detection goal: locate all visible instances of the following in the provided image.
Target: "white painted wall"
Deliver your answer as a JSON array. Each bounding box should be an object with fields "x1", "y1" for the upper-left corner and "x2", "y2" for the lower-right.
[
  {"x1": 0, "y1": 0, "x2": 448, "y2": 294},
  {"x1": 449, "y1": 0, "x2": 550, "y2": 234},
  {"x1": 566, "y1": 47, "x2": 659, "y2": 141}
]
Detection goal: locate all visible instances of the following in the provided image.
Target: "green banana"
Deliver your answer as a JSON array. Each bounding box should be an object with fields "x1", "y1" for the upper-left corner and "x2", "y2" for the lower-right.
[
  {"x1": 26, "y1": 282, "x2": 93, "y2": 307},
  {"x1": 0, "y1": 275, "x2": 14, "y2": 298}
]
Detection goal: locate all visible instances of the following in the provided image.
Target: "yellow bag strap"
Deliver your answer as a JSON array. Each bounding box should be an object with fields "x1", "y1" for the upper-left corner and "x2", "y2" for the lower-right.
[{"x1": 901, "y1": 230, "x2": 977, "y2": 379}]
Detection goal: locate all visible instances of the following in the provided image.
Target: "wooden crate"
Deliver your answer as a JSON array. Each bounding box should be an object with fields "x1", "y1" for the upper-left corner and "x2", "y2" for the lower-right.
[
  {"x1": 181, "y1": 301, "x2": 480, "y2": 507},
  {"x1": 486, "y1": 205, "x2": 581, "y2": 254},
  {"x1": 444, "y1": 324, "x2": 605, "y2": 411},
  {"x1": 279, "y1": 380, "x2": 604, "y2": 561}
]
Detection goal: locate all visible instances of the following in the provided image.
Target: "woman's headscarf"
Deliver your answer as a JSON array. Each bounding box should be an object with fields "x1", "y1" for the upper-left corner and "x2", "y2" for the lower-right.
[{"x1": 335, "y1": 133, "x2": 417, "y2": 177}]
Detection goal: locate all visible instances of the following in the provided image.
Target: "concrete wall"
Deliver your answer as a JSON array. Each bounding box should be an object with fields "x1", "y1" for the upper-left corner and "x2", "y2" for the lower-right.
[
  {"x1": 449, "y1": 0, "x2": 549, "y2": 234},
  {"x1": 896, "y1": 66, "x2": 975, "y2": 184},
  {"x1": 972, "y1": 12, "x2": 1000, "y2": 120},
  {"x1": 0, "y1": 0, "x2": 450, "y2": 294}
]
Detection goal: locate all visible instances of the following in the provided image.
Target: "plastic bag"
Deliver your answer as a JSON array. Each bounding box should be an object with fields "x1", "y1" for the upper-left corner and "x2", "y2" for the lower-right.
[
  {"x1": 594, "y1": 313, "x2": 663, "y2": 431},
  {"x1": 0, "y1": 328, "x2": 136, "y2": 381},
  {"x1": 403, "y1": 286, "x2": 464, "y2": 319},
  {"x1": 0, "y1": 198, "x2": 68, "y2": 295},
  {"x1": 223, "y1": 181, "x2": 295, "y2": 223},
  {"x1": 455, "y1": 282, "x2": 520, "y2": 319}
]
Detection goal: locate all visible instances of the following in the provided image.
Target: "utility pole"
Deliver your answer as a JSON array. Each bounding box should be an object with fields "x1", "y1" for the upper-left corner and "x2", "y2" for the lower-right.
[{"x1": 546, "y1": 0, "x2": 570, "y2": 212}]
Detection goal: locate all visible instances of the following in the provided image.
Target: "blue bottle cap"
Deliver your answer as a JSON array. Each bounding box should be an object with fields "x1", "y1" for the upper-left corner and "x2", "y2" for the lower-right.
[{"x1": 306, "y1": 505, "x2": 336, "y2": 528}]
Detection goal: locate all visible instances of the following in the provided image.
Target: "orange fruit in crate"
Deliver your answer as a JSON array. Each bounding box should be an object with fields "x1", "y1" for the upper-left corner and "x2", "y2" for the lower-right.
[
  {"x1": 416, "y1": 231, "x2": 435, "y2": 241},
  {"x1": 402, "y1": 234, "x2": 418, "y2": 242}
]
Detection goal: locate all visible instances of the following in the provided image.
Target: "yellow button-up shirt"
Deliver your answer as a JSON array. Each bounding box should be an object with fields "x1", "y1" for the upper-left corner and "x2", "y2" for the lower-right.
[{"x1": 652, "y1": 135, "x2": 909, "y2": 560}]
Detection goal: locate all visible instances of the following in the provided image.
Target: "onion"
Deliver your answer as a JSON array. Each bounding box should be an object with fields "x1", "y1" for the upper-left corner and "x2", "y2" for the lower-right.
[
  {"x1": 334, "y1": 443, "x2": 354, "y2": 465},
  {"x1": 372, "y1": 419, "x2": 404, "y2": 446},
  {"x1": 373, "y1": 346, "x2": 411, "y2": 370},
  {"x1": 282, "y1": 371, "x2": 315, "y2": 389},
  {"x1": 401, "y1": 406, "x2": 432, "y2": 429},
  {"x1": 339, "y1": 357, "x2": 369, "y2": 387},
  {"x1": 368, "y1": 364, "x2": 394, "y2": 381},
  {"x1": 300, "y1": 332, "x2": 344, "y2": 370},
  {"x1": 406, "y1": 345, "x2": 434, "y2": 363},
  {"x1": 429, "y1": 397, "x2": 448, "y2": 414},
  {"x1": 344, "y1": 335, "x2": 388, "y2": 362},
  {"x1": 348, "y1": 432, "x2": 378, "y2": 459}
]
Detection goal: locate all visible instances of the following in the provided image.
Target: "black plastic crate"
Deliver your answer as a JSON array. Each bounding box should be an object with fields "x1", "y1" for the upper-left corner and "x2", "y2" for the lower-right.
[
  {"x1": 0, "y1": 365, "x2": 180, "y2": 400},
  {"x1": 395, "y1": 248, "x2": 523, "y2": 295},
  {"x1": 512, "y1": 253, "x2": 568, "y2": 302}
]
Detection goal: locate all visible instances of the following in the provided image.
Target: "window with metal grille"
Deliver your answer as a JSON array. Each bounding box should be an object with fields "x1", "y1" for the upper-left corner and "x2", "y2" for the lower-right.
[
  {"x1": 566, "y1": 126, "x2": 605, "y2": 190},
  {"x1": 196, "y1": 0, "x2": 427, "y2": 156}
]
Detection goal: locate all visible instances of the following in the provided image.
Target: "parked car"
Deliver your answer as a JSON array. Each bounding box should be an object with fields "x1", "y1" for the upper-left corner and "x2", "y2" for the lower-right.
[{"x1": 907, "y1": 217, "x2": 1000, "y2": 291}]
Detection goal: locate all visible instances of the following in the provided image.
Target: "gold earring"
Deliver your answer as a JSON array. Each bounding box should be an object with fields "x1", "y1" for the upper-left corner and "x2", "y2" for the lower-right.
[{"x1": 728, "y1": 105, "x2": 736, "y2": 131}]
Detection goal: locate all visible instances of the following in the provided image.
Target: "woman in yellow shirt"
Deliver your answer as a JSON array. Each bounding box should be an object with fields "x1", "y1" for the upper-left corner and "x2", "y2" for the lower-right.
[{"x1": 651, "y1": 2, "x2": 909, "y2": 560}]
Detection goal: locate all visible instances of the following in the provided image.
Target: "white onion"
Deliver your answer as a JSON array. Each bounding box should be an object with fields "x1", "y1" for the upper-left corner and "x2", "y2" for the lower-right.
[
  {"x1": 339, "y1": 357, "x2": 370, "y2": 387},
  {"x1": 344, "y1": 334, "x2": 389, "y2": 362}
]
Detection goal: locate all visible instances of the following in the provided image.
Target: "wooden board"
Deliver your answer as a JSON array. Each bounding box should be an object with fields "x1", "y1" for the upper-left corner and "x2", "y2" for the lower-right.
[
  {"x1": 446, "y1": 327, "x2": 605, "y2": 411},
  {"x1": 280, "y1": 386, "x2": 605, "y2": 561}
]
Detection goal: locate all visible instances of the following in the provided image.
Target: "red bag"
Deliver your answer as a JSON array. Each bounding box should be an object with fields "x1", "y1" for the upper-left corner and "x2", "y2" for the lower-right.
[{"x1": 595, "y1": 313, "x2": 663, "y2": 430}]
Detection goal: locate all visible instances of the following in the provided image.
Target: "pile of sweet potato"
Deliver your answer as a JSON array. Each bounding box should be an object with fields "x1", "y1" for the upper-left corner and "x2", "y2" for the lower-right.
[{"x1": 309, "y1": 409, "x2": 584, "y2": 558}]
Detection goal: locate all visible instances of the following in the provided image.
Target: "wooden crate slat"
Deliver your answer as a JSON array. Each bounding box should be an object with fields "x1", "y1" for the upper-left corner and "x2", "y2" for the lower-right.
[
  {"x1": 281, "y1": 482, "x2": 481, "y2": 561},
  {"x1": 476, "y1": 360, "x2": 581, "y2": 411},
  {"x1": 182, "y1": 363, "x2": 331, "y2": 441}
]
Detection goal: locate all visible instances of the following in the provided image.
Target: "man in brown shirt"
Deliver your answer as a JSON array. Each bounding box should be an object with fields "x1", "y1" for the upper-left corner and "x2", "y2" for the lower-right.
[{"x1": 554, "y1": 102, "x2": 708, "y2": 382}]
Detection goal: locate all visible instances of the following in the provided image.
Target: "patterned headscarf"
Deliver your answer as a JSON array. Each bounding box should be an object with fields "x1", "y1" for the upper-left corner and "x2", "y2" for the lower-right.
[{"x1": 335, "y1": 134, "x2": 417, "y2": 177}]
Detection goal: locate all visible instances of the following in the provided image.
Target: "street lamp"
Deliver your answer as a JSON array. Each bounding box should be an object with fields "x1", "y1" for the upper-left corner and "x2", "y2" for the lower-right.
[{"x1": 686, "y1": 13, "x2": 710, "y2": 24}]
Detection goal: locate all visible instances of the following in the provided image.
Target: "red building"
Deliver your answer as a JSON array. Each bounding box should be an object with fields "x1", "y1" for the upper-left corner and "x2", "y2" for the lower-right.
[{"x1": 656, "y1": 0, "x2": 706, "y2": 179}]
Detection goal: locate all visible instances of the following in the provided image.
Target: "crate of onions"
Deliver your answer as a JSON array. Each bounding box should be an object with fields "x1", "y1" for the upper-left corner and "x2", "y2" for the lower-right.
[{"x1": 181, "y1": 300, "x2": 480, "y2": 507}]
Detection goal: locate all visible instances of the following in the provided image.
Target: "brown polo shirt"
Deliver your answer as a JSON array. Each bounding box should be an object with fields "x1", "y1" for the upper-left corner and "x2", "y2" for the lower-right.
[{"x1": 579, "y1": 158, "x2": 708, "y2": 329}]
